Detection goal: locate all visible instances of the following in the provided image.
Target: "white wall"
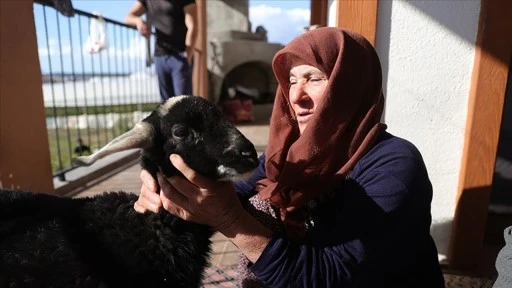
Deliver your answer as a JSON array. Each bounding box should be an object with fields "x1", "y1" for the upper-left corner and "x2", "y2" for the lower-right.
[
  {"x1": 327, "y1": 0, "x2": 337, "y2": 27},
  {"x1": 328, "y1": 0, "x2": 481, "y2": 261}
]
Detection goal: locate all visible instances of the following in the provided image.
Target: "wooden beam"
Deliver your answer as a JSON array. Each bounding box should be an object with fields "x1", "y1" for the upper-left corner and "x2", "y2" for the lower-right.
[
  {"x1": 0, "y1": 0, "x2": 54, "y2": 193},
  {"x1": 449, "y1": 0, "x2": 512, "y2": 272},
  {"x1": 192, "y1": 0, "x2": 208, "y2": 99},
  {"x1": 310, "y1": 0, "x2": 328, "y2": 27},
  {"x1": 336, "y1": 0, "x2": 378, "y2": 46}
]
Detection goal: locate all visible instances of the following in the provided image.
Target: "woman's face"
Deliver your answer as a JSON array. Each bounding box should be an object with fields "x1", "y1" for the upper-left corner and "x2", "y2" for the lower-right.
[{"x1": 288, "y1": 59, "x2": 328, "y2": 134}]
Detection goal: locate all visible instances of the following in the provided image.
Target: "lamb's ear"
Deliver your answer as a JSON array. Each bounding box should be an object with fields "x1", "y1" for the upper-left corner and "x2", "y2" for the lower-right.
[{"x1": 72, "y1": 122, "x2": 155, "y2": 167}]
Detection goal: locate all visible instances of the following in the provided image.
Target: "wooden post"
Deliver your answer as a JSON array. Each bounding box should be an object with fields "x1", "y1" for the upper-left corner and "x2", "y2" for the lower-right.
[
  {"x1": 0, "y1": 0, "x2": 54, "y2": 193},
  {"x1": 310, "y1": 0, "x2": 328, "y2": 27},
  {"x1": 192, "y1": 0, "x2": 208, "y2": 99},
  {"x1": 336, "y1": 0, "x2": 379, "y2": 46},
  {"x1": 449, "y1": 0, "x2": 512, "y2": 272}
]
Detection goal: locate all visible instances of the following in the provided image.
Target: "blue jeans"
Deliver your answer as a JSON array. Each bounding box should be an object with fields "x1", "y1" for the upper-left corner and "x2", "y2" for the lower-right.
[{"x1": 154, "y1": 53, "x2": 192, "y2": 103}]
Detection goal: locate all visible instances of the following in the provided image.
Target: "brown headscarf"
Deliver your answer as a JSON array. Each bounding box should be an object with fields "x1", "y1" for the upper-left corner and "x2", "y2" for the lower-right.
[{"x1": 256, "y1": 28, "x2": 387, "y2": 237}]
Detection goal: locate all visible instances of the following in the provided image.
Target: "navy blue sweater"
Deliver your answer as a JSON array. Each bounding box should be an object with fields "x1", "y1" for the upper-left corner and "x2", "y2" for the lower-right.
[{"x1": 234, "y1": 132, "x2": 444, "y2": 287}]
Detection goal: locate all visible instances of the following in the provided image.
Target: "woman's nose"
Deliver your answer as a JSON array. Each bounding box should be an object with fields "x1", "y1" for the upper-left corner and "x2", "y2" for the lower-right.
[{"x1": 289, "y1": 81, "x2": 308, "y2": 104}]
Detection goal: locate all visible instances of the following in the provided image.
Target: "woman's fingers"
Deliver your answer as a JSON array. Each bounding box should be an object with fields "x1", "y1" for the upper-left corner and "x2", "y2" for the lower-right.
[
  {"x1": 139, "y1": 170, "x2": 161, "y2": 201},
  {"x1": 135, "y1": 183, "x2": 162, "y2": 213},
  {"x1": 134, "y1": 196, "x2": 161, "y2": 214},
  {"x1": 134, "y1": 170, "x2": 162, "y2": 214},
  {"x1": 133, "y1": 201, "x2": 147, "y2": 213},
  {"x1": 160, "y1": 198, "x2": 188, "y2": 220},
  {"x1": 140, "y1": 170, "x2": 158, "y2": 192},
  {"x1": 157, "y1": 173, "x2": 189, "y2": 214}
]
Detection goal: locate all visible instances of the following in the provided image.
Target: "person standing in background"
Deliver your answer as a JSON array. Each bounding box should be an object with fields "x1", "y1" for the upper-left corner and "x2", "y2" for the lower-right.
[{"x1": 126, "y1": 0, "x2": 197, "y2": 103}]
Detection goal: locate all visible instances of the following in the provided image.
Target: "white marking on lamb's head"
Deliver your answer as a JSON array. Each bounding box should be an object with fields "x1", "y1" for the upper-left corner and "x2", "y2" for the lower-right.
[
  {"x1": 157, "y1": 96, "x2": 259, "y2": 180},
  {"x1": 158, "y1": 95, "x2": 187, "y2": 116},
  {"x1": 217, "y1": 165, "x2": 255, "y2": 182}
]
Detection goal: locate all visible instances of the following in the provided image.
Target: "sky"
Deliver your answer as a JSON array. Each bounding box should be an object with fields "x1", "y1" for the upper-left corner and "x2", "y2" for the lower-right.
[{"x1": 34, "y1": 0, "x2": 311, "y2": 74}]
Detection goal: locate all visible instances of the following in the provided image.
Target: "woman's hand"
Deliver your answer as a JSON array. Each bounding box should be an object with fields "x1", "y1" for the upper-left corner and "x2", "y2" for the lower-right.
[
  {"x1": 133, "y1": 155, "x2": 244, "y2": 231},
  {"x1": 134, "y1": 154, "x2": 273, "y2": 263},
  {"x1": 160, "y1": 155, "x2": 272, "y2": 263},
  {"x1": 157, "y1": 154, "x2": 245, "y2": 231}
]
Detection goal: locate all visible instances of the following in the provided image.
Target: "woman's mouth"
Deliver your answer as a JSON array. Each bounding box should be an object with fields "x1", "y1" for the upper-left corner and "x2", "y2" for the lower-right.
[{"x1": 296, "y1": 112, "x2": 313, "y2": 123}]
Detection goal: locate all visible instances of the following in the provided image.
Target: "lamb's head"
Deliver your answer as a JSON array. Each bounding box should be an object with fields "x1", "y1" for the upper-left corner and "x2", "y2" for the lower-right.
[
  {"x1": 73, "y1": 95, "x2": 259, "y2": 181},
  {"x1": 151, "y1": 95, "x2": 259, "y2": 180}
]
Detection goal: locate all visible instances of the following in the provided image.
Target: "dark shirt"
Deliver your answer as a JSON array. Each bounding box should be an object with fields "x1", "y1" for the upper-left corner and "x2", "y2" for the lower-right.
[
  {"x1": 235, "y1": 131, "x2": 445, "y2": 287},
  {"x1": 138, "y1": 0, "x2": 195, "y2": 56}
]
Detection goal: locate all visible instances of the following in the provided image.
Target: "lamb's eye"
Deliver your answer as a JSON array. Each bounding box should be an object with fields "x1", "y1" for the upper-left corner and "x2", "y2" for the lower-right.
[{"x1": 172, "y1": 125, "x2": 189, "y2": 139}]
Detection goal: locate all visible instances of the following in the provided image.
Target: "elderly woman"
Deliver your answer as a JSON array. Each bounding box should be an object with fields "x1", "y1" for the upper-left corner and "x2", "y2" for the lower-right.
[{"x1": 135, "y1": 27, "x2": 445, "y2": 287}]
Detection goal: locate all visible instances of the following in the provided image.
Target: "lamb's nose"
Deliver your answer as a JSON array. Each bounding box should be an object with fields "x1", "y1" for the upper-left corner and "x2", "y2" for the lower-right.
[
  {"x1": 241, "y1": 146, "x2": 256, "y2": 158},
  {"x1": 237, "y1": 141, "x2": 258, "y2": 162}
]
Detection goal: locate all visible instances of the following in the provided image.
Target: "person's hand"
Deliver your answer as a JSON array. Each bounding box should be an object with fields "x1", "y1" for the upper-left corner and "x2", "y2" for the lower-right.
[
  {"x1": 184, "y1": 46, "x2": 194, "y2": 66},
  {"x1": 134, "y1": 169, "x2": 162, "y2": 213},
  {"x1": 157, "y1": 154, "x2": 245, "y2": 231},
  {"x1": 136, "y1": 19, "x2": 151, "y2": 39}
]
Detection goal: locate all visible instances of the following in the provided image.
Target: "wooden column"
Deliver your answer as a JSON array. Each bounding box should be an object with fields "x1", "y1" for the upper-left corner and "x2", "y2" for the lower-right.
[
  {"x1": 336, "y1": 0, "x2": 379, "y2": 46},
  {"x1": 310, "y1": 0, "x2": 328, "y2": 27},
  {"x1": 0, "y1": 0, "x2": 54, "y2": 193},
  {"x1": 192, "y1": 0, "x2": 208, "y2": 99},
  {"x1": 449, "y1": 0, "x2": 512, "y2": 272}
]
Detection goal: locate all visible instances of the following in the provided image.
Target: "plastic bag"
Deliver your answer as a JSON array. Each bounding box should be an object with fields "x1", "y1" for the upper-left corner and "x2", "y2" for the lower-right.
[{"x1": 85, "y1": 12, "x2": 107, "y2": 54}]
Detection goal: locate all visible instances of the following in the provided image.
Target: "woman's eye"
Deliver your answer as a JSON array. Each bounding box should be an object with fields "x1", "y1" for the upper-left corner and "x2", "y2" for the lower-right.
[
  {"x1": 310, "y1": 76, "x2": 325, "y2": 82},
  {"x1": 172, "y1": 126, "x2": 189, "y2": 139},
  {"x1": 309, "y1": 77, "x2": 326, "y2": 85}
]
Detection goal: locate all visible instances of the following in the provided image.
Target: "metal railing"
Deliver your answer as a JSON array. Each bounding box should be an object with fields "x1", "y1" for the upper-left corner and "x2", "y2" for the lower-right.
[{"x1": 34, "y1": 1, "x2": 160, "y2": 181}]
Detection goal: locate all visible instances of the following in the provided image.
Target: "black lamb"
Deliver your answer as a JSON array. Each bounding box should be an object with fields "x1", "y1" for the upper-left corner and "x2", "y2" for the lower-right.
[{"x1": 0, "y1": 95, "x2": 259, "y2": 288}]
